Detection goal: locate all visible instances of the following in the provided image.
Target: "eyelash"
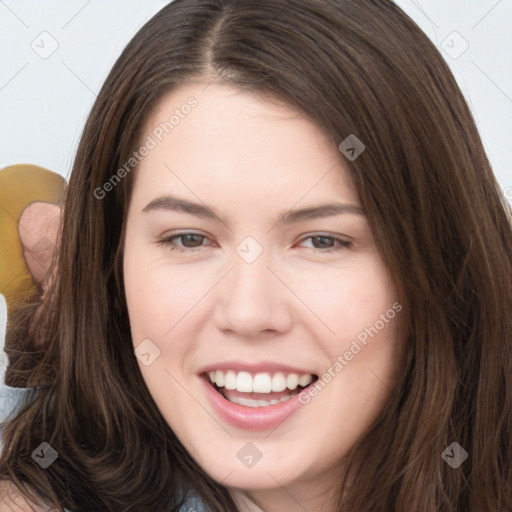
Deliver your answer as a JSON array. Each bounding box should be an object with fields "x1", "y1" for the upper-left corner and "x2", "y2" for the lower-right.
[{"x1": 156, "y1": 232, "x2": 352, "y2": 253}]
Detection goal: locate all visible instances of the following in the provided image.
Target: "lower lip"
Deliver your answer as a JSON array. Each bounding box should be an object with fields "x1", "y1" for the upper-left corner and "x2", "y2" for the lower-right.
[{"x1": 200, "y1": 376, "x2": 308, "y2": 431}]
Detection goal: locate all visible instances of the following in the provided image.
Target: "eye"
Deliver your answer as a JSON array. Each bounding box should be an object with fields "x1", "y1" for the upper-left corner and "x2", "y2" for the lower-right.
[
  {"x1": 156, "y1": 232, "x2": 211, "y2": 252},
  {"x1": 296, "y1": 234, "x2": 352, "y2": 252},
  {"x1": 156, "y1": 232, "x2": 352, "y2": 253}
]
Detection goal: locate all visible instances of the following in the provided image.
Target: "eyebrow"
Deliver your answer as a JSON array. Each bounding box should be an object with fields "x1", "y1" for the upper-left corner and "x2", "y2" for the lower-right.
[{"x1": 142, "y1": 194, "x2": 365, "y2": 224}]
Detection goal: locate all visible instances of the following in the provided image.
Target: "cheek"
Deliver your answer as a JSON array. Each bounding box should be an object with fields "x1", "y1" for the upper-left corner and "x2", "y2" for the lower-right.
[
  {"x1": 123, "y1": 241, "x2": 205, "y2": 337},
  {"x1": 291, "y1": 255, "x2": 399, "y2": 342},
  {"x1": 293, "y1": 254, "x2": 404, "y2": 401},
  {"x1": 123, "y1": 242, "x2": 216, "y2": 387}
]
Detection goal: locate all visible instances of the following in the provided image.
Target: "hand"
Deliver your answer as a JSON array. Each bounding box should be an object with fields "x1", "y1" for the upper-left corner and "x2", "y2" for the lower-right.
[
  {"x1": 18, "y1": 202, "x2": 61, "y2": 299},
  {"x1": 18, "y1": 202, "x2": 61, "y2": 345}
]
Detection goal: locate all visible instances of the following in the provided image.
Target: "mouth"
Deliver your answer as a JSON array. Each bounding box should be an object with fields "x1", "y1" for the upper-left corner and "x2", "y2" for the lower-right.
[{"x1": 202, "y1": 370, "x2": 319, "y2": 408}]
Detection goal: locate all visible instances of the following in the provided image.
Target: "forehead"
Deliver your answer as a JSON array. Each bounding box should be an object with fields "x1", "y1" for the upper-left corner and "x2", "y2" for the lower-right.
[{"x1": 132, "y1": 82, "x2": 358, "y2": 206}]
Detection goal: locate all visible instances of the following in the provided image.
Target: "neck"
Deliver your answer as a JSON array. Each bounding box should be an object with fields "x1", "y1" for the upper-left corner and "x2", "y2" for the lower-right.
[{"x1": 229, "y1": 477, "x2": 341, "y2": 512}]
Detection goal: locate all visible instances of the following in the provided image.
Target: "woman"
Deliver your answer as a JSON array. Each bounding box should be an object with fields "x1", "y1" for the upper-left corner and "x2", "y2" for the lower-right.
[{"x1": 1, "y1": 0, "x2": 511, "y2": 510}]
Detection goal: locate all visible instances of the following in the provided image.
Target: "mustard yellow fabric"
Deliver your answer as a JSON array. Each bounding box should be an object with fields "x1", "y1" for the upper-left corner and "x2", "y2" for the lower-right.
[{"x1": 0, "y1": 164, "x2": 65, "y2": 312}]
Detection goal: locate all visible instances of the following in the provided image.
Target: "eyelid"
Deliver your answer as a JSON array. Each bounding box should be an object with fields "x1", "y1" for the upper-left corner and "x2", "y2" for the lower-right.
[{"x1": 296, "y1": 231, "x2": 353, "y2": 243}]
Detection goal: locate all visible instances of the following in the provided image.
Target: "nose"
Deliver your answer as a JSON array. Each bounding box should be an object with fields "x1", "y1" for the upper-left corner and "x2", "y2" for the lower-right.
[{"x1": 213, "y1": 246, "x2": 294, "y2": 338}]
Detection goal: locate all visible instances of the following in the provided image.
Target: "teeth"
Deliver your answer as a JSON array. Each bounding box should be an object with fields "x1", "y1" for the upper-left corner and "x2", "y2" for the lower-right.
[
  {"x1": 286, "y1": 373, "x2": 299, "y2": 390},
  {"x1": 207, "y1": 370, "x2": 314, "y2": 393},
  {"x1": 253, "y1": 373, "x2": 272, "y2": 393},
  {"x1": 271, "y1": 372, "x2": 287, "y2": 392},
  {"x1": 299, "y1": 374, "x2": 313, "y2": 387},
  {"x1": 215, "y1": 370, "x2": 224, "y2": 387},
  {"x1": 227, "y1": 394, "x2": 295, "y2": 407},
  {"x1": 236, "y1": 371, "x2": 253, "y2": 392},
  {"x1": 224, "y1": 370, "x2": 237, "y2": 390}
]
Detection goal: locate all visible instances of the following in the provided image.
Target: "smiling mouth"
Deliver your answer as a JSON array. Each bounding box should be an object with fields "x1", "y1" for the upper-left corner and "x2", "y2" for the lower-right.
[{"x1": 203, "y1": 370, "x2": 319, "y2": 408}]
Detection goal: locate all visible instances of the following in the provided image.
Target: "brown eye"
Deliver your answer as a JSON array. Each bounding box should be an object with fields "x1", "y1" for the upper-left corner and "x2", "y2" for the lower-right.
[
  {"x1": 298, "y1": 234, "x2": 352, "y2": 252},
  {"x1": 311, "y1": 236, "x2": 335, "y2": 249},
  {"x1": 179, "y1": 233, "x2": 206, "y2": 248},
  {"x1": 157, "y1": 232, "x2": 210, "y2": 252}
]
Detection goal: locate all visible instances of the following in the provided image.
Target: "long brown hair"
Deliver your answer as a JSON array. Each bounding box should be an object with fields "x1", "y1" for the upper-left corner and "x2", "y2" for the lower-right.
[{"x1": 1, "y1": 1, "x2": 511, "y2": 510}]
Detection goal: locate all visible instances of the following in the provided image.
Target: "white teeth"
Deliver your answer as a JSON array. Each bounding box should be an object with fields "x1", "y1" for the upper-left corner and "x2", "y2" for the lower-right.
[
  {"x1": 253, "y1": 373, "x2": 272, "y2": 393},
  {"x1": 236, "y1": 371, "x2": 253, "y2": 392},
  {"x1": 227, "y1": 394, "x2": 295, "y2": 407},
  {"x1": 214, "y1": 370, "x2": 224, "y2": 387},
  {"x1": 207, "y1": 370, "x2": 314, "y2": 393},
  {"x1": 298, "y1": 374, "x2": 313, "y2": 387},
  {"x1": 224, "y1": 370, "x2": 237, "y2": 390},
  {"x1": 286, "y1": 373, "x2": 299, "y2": 390},
  {"x1": 271, "y1": 372, "x2": 287, "y2": 392}
]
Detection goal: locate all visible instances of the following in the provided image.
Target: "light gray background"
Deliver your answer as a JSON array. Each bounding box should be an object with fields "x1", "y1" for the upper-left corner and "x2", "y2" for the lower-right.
[{"x1": 1, "y1": 0, "x2": 511, "y2": 382}]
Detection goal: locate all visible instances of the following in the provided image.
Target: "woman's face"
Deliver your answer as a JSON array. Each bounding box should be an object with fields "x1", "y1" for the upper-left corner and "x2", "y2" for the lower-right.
[{"x1": 123, "y1": 82, "x2": 404, "y2": 509}]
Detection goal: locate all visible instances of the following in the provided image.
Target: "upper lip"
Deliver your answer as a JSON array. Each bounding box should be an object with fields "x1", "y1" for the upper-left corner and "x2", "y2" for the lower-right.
[{"x1": 198, "y1": 361, "x2": 317, "y2": 376}]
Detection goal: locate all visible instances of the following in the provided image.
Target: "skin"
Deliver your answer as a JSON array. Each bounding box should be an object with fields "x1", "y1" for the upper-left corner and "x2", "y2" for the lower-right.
[
  {"x1": 18, "y1": 202, "x2": 60, "y2": 343},
  {"x1": 18, "y1": 202, "x2": 60, "y2": 293},
  {"x1": 0, "y1": 480, "x2": 59, "y2": 511},
  {"x1": 122, "y1": 82, "x2": 405, "y2": 512}
]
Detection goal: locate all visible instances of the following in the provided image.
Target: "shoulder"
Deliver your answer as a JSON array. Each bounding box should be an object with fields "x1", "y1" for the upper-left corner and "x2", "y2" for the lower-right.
[
  {"x1": 0, "y1": 385, "x2": 33, "y2": 422},
  {"x1": 179, "y1": 492, "x2": 208, "y2": 512},
  {"x1": 0, "y1": 480, "x2": 59, "y2": 511}
]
